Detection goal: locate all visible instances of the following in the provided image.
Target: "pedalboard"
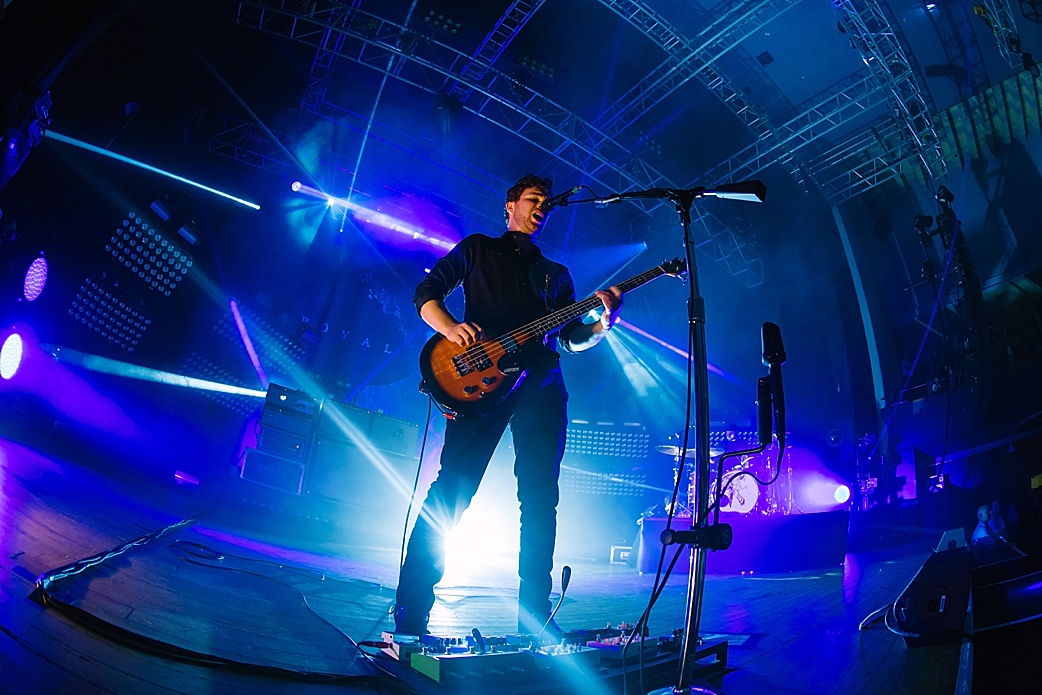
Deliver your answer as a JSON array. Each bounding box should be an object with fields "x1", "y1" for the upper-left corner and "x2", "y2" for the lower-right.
[{"x1": 381, "y1": 624, "x2": 695, "y2": 685}]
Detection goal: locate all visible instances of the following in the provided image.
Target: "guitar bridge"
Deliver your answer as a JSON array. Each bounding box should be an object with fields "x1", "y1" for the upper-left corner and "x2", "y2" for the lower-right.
[{"x1": 452, "y1": 345, "x2": 493, "y2": 376}]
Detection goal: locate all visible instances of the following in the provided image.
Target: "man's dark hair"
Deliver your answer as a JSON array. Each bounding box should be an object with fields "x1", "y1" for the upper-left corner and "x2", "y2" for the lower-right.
[{"x1": 505, "y1": 173, "x2": 552, "y2": 207}]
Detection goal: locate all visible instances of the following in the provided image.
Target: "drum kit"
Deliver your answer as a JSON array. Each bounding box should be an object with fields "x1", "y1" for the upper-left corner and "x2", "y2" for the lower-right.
[{"x1": 655, "y1": 439, "x2": 782, "y2": 516}]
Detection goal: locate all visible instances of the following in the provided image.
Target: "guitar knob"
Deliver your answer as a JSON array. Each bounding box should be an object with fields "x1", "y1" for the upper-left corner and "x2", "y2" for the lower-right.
[
  {"x1": 463, "y1": 385, "x2": 477, "y2": 394},
  {"x1": 481, "y1": 376, "x2": 497, "y2": 385}
]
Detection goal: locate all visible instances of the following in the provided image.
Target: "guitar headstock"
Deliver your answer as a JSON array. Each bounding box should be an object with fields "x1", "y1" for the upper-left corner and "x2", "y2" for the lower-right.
[{"x1": 660, "y1": 257, "x2": 687, "y2": 277}]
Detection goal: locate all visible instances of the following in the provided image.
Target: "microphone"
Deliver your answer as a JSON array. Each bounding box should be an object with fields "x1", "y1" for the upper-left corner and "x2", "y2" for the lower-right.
[
  {"x1": 541, "y1": 186, "x2": 581, "y2": 212},
  {"x1": 660, "y1": 524, "x2": 733, "y2": 551},
  {"x1": 756, "y1": 376, "x2": 772, "y2": 447},
  {"x1": 761, "y1": 322, "x2": 786, "y2": 448},
  {"x1": 534, "y1": 565, "x2": 572, "y2": 646},
  {"x1": 705, "y1": 180, "x2": 767, "y2": 203},
  {"x1": 471, "y1": 627, "x2": 487, "y2": 654}
]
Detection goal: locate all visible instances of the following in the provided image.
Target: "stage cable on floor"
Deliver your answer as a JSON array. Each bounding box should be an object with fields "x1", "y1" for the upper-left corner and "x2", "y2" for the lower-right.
[
  {"x1": 34, "y1": 513, "x2": 199, "y2": 590},
  {"x1": 33, "y1": 516, "x2": 413, "y2": 688}
]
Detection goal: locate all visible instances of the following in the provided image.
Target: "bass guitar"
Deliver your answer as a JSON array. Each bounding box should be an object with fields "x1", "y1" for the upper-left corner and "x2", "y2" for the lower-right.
[{"x1": 419, "y1": 258, "x2": 686, "y2": 417}]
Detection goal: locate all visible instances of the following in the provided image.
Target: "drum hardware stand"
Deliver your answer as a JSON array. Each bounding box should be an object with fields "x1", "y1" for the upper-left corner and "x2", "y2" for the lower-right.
[
  {"x1": 784, "y1": 462, "x2": 794, "y2": 514},
  {"x1": 572, "y1": 180, "x2": 766, "y2": 695}
]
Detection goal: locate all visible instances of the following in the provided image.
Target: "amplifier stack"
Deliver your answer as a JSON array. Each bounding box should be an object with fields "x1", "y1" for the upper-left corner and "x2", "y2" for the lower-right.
[{"x1": 240, "y1": 384, "x2": 420, "y2": 503}]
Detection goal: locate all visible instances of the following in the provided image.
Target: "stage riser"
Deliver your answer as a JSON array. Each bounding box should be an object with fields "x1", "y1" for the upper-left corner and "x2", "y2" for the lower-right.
[{"x1": 635, "y1": 511, "x2": 849, "y2": 574}]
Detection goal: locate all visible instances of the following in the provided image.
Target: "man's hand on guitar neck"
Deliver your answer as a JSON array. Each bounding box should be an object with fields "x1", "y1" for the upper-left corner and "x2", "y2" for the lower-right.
[
  {"x1": 419, "y1": 299, "x2": 485, "y2": 347},
  {"x1": 594, "y1": 286, "x2": 623, "y2": 332}
]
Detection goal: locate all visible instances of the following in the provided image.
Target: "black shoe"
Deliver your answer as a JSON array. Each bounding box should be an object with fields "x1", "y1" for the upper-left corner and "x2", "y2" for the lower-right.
[{"x1": 393, "y1": 603, "x2": 430, "y2": 636}]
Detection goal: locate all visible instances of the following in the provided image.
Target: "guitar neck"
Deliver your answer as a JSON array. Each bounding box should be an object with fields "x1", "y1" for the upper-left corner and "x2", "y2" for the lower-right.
[{"x1": 509, "y1": 265, "x2": 668, "y2": 342}]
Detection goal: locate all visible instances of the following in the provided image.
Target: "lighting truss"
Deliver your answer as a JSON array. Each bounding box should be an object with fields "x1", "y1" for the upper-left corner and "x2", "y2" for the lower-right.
[
  {"x1": 300, "y1": 0, "x2": 362, "y2": 112},
  {"x1": 185, "y1": 108, "x2": 307, "y2": 180},
  {"x1": 446, "y1": 0, "x2": 548, "y2": 101},
  {"x1": 689, "y1": 208, "x2": 764, "y2": 286},
  {"x1": 236, "y1": 0, "x2": 668, "y2": 195},
  {"x1": 236, "y1": 0, "x2": 765, "y2": 285},
  {"x1": 829, "y1": 0, "x2": 947, "y2": 191},
  {"x1": 803, "y1": 118, "x2": 940, "y2": 203},
  {"x1": 694, "y1": 1, "x2": 947, "y2": 204},
  {"x1": 593, "y1": 0, "x2": 800, "y2": 142},
  {"x1": 975, "y1": 0, "x2": 1024, "y2": 69},
  {"x1": 695, "y1": 71, "x2": 890, "y2": 188}
]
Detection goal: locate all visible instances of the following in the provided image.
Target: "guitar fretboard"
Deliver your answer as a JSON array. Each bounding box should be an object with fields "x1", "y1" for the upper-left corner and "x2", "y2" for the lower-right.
[{"x1": 507, "y1": 265, "x2": 670, "y2": 344}]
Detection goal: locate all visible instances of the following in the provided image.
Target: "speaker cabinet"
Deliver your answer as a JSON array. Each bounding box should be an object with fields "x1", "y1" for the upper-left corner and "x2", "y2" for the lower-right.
[
  {"x1": 241, "y1": 447, "x2": 304, "y2": 494},
  {"x1": 304, "y1": 436, "x2": 416, "y2": 508},
  {"x1": 894, "y1": 546, "x2": 970, "y2": 646}
]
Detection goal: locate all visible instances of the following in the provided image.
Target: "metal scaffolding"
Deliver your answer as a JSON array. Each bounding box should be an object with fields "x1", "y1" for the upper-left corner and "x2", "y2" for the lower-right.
[
  {"x1": 594, "y1": 0, "x2": 800, "y2": 142},
  {"x1": 823, "y1": 0, "x2": 947, "y2": 196},
  {"x1": 694, "y1": 0, "x2": 947, "y2": 204},
  {"x1": 445, "y1": 0, "x2": 547, "y2": 101},
  {"x1": 694, "y1": 71, "x2": 889, "y2": 188},
  {"x1": 975, "y1": 0, "x2": 1024, "y2": 70},
  {"x1": 235, "y1": 0, "x2": 766, "y2": 285}
]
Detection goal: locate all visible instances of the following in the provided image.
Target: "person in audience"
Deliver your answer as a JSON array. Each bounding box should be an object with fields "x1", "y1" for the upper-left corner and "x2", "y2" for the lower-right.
[{"x1": 971, "y1": 503, "x2": 1006, "y2": 551}]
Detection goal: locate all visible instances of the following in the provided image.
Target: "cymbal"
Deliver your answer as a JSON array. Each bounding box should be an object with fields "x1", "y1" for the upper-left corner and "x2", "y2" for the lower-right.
[{"x1": 655, "y1": 445, "x2": 725, "y2": 458}]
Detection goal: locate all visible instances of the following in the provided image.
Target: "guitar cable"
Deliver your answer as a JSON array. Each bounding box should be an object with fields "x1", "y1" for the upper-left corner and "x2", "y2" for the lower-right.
[{"x1": 391, "y1": 395, "x2": 435, "y2": 619}]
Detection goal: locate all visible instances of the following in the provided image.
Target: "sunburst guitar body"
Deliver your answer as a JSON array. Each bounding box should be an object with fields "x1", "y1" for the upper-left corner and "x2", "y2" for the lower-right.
[{"x1": 418, "y1": 258, "x2": 686, "y2": 417}]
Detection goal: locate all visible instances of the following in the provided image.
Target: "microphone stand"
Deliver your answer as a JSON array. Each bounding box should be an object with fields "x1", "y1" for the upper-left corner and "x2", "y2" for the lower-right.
[
  {"x1": 661, "y1": 186, "x2": 713, "y2": 695},
  {"x1": 575, "y1": 180, "x2": 765, "y2": 695}
]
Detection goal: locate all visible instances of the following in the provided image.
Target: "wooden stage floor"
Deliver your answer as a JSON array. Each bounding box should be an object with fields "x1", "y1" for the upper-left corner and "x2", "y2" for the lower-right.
[{"x1": 0, "y1": 435, "x2": 967, "y2": 694}]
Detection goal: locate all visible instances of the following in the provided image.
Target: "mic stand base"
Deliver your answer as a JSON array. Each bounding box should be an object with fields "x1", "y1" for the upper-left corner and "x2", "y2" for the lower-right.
[
  {"x1": 647, "y1": 686, "x2": 718, "y2": 695},
  {"x1": 643, "y1": 635, "x2": 729, "y2": 695}
]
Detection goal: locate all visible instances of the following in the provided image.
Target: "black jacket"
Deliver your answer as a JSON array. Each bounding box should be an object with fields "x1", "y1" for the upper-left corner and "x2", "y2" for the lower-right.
[{"x1": 413, "y1": 231, "x2": 583, "y2": 362}]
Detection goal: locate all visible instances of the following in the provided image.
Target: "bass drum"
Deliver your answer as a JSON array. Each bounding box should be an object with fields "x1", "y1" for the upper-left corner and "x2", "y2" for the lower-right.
[{"x1": 716, "y1": 470, "x2": 759, "y2": 514}]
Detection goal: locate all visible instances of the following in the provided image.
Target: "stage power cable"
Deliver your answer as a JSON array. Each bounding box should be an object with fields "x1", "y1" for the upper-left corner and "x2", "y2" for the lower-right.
[{"x1": 30, "y1": 514, "x2": 416, "y2": 691}]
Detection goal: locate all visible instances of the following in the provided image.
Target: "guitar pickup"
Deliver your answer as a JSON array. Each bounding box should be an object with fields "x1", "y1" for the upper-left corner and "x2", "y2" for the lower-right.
[{"x1": 471, "y1": 345, "x2": 493, "y2": 371}]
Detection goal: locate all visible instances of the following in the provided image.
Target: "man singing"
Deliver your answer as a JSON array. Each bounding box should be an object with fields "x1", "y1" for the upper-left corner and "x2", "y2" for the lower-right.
[{"x1": 394, "y1": 174, "x2": 623, "y2": 636}]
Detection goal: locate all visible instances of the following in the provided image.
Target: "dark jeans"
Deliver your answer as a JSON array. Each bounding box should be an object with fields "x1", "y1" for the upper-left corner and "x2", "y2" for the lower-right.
[{"x1": 396, "y1": 365, "x2": 568, "y2": 628}]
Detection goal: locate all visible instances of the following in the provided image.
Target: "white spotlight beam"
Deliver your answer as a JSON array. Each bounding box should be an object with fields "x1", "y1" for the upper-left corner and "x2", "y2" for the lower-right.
[
  {"x1": 46, "y1": 131, "x2": 261, "y2": 210},
  {"x1": 41, "y1": 344, "x2": 267, "y2": 398}
]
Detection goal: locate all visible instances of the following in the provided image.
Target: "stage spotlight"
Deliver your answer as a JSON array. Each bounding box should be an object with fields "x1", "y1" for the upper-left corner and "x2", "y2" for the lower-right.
[
  {"x1": 0, "y1": 332, "x2": 23, "y2": 379},
  {"x1": 834, "y1": 484, "x2": 851, "y2": 504},
  {"x1": 22, "y1": 255, "x2": 47, "y2": 301}
]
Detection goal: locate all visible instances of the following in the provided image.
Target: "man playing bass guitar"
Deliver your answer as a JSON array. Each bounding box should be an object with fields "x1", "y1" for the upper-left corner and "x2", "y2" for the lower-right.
[{"x1": 394, "y1": 173, "x2": 623, "y2": 637}]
